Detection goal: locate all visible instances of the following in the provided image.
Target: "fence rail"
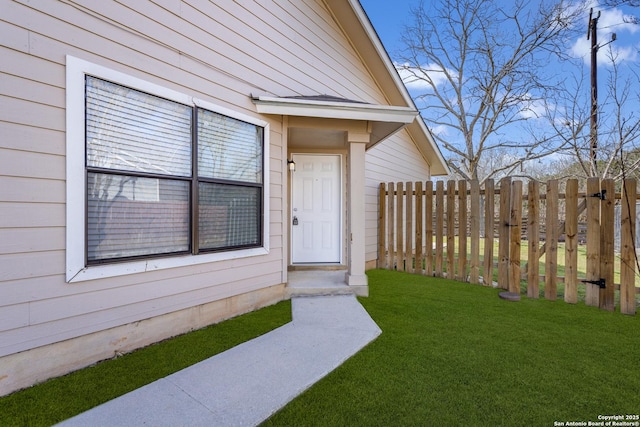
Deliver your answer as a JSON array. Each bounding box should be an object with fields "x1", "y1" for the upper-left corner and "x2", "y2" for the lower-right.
[{"x1": 378, "y1": 178, "x2": 640, "y2": 315}]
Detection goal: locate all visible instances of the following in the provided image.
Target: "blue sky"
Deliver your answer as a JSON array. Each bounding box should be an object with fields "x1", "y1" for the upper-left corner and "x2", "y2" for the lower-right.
[
  {"x1": 359, "y1": 0, "x2": 417, "y2": 55},
  {"x1": 360, "y1": 0, "x2": 639, "y2": 79},
  {"x1": 359, "y1": 0, "x2": 640, "y2": 173}
]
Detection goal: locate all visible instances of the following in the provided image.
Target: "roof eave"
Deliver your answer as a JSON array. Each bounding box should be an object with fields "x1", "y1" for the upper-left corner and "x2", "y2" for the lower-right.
[
  {"x1": 252, "y1": 95, "x2": 417, "y2": 124},
  {"x1": 324, "y1": 0, "x2": 450, "y2": 175},
  {"x1": 407, "y1": 119, "x2": 451, "y2": 176}
]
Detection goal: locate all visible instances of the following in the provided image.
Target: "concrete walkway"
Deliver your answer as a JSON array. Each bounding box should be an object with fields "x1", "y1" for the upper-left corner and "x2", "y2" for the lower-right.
[{"x1": 58, "y1": 291, "x2": 381, "y2": 426}]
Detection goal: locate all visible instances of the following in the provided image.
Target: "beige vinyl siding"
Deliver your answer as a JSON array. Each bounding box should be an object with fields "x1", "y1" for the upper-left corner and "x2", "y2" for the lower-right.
[
  {"x1": 1, "y1": 0, "x2": 399, "y2": 368},
  {"x1": 1, "y1": 1, "x2": 289, "y2": 359},
  {"x1": 365, "y1": 132, "x2": 433, "y2": 264}
]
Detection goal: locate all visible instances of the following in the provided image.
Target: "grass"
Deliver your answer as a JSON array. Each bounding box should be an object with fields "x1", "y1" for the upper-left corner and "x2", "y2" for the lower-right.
[
  {"x1": 2, "y1": 270, "x2": 639, "y2": 426},
  {"x1": 408, "y1": 237, "x2": 640, "y2": 305},
  {"x1": 263, "y1": 270, "x2": 640, "y2": 426},
  {"x1": 0, "y1": 301, "x2": 292, "y2": 426}
]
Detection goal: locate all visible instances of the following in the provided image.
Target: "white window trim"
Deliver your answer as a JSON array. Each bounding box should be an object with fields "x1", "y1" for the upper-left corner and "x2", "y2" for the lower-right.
[{"x1": 66, "y1": 56, "x2": 269, "y2": 283}]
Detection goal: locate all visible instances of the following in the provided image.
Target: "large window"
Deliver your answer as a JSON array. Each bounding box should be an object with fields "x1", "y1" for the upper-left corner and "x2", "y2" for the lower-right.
[{"x1": 81, "y1": 74, "x2": 264, "y2": 265}]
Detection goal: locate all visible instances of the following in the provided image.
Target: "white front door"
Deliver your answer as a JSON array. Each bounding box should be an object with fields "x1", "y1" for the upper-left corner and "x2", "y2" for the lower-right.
[{"x1": 291, "y1": 154, "x2": 341, "y2": 263}]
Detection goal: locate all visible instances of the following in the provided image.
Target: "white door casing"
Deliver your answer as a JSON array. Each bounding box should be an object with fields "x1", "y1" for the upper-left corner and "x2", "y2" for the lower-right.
[{"x1": 291, "y1": 154, "x2": 341, "y2": 263}]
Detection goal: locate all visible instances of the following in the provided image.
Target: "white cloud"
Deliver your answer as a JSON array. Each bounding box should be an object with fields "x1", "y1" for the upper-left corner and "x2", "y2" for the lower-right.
[
  {"x1": 429, "y1": 124, "x2": 449, "y2": 137},
  {"x1": 394, "y1": 62, "x2": 456, "y2": 90},
  {"x1": 599, "y1": 6, "x2": 639, "y2": 35},
  {"x1": 518, "y1": 96, "x2": 548, "y2": 120},
  {"x1": 570, "y1": 3, "x2": 639, "y2": 66}
]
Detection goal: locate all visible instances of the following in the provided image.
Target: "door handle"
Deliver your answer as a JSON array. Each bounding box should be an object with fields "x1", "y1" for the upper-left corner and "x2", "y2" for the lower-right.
[{"x1": 293, "y1": 216, "x2": 298, "y2": 226}]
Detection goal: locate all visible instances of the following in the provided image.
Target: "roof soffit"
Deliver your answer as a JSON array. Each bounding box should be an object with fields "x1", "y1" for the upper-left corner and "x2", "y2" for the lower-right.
[
  {"x1": 252, "y1": 95, "x2": 416, "y2": 148},
  {"x1": 322, "y1": 0, "x2": 449, "y2": 175}
]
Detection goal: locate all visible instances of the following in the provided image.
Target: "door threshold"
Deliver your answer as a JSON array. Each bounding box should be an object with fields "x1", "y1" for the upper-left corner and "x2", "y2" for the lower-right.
[{"x1": 288, "y1": 264, "x2": 347, "y2": 271}]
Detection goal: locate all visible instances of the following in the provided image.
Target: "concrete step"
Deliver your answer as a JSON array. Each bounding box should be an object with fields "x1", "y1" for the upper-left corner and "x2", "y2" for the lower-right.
[{"x1": 285, "y1": 269, "x2": 354, "y2": 298}]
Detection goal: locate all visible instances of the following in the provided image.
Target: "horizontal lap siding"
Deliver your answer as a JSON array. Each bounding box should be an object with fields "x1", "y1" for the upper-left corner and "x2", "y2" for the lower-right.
[
  {"x1": 365, "y1": 134, "x2": 432, "y2": 263},
  {"x1": 0, "y1": 0, "x2": 312, "y2": 357},
  {"x1": 254, "y1": 1, "x2": 377, "y2": 100},
  {"x1": 1, "y1": 0, "x2": 396, "y2": 361}
]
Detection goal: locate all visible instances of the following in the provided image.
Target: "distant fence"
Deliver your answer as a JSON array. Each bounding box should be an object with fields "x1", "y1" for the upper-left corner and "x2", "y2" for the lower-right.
[{"x1": 378, "y1": 178, "x2": 639, "y2": 315}]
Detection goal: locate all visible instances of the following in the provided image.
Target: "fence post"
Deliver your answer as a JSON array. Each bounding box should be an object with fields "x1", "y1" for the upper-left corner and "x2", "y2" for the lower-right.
[
  {"x1": 509, "y1": 181, "x2": 522, "y2": 294},
  {"x1": 405, "y1": 182, "x2": 414, "y2": 274},
  {"x1": 378, "y1": 183, "x2": 386, "y2": 269},
  {"x1": 545, "y1": 180, "x2": 559, "y2": 301},
  {"x1": 415, "y1": 181, "x2": 423, "y2": 275},
  {"x1": 564, "y1": 179, "x2": 579, "y2": 304},
  {"x1": 447, "y1": 180, "x2": 456, "y2": 279},
  {"x1": 620, "y1": 178, "x2": 637, "y2": 315},
  {"x1": 585, "y1": 177, "x2": 601, "y2": 307},
  {"x1": 498, "y1": 177, "x2": 511, "y2": 290},
  {"x1": 458, "y1": 180, "x2": 468, "y2": 281},
  {"x1": 435, "y1": 181, "x2": 444, "y2": 277},
  {"x1": 397, "y1": 182, "x2": 404, "y2": 272},
  {"x1": 600, "y1": 179, "x2": 615, "y2": 311},
  {"x1": 387, "y1": 182, "x2": 395, "y2": 271},
  {"x1": 470, "y1": 180, "x2": 481, "y2": 284},
  {"x1": 425, "y1": 181, "x2": 433, "y2": 276},
  {"x1": 483, "y1": 179, "x2": 495, "y2": 286},
  {"x1": 527, "y1": 180, "x2": 540, "y2": 298}
]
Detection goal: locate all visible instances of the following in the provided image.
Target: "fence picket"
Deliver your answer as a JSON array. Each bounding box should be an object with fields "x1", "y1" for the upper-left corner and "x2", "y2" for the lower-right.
[
  {"x1": 585, "y1": 178, "x2": 601, "y2": 307},
  {"x1": 378, "y1": 183, "x2": 386, "y2": 269},
  {"x1": 470, "y1": 180, "x2": 480, "y2": 284},
  {"x1": 387, "y1": 182, "x2": 395, "y2": 271},
  {"x1": 620, "y1": 179, "x2": 637, "y2": 315},
  {"x1": 509, "y1": 181, "x2": 522, "y2": 294},
  {"x1": 498, "y1": 178, "x2": 511, "y2": 290},
  {"x1": 406, "y1": 182, "x2": 414, "y2": 274},
  {"x1": 527, "y1": 180, "x2": 540, "y2": 298},
  {"x1": 397, "y1": 182, "x2": 404, "y2": 272},
  {"x1": 458, "y1": 180, "x2": 468, "y2": 281},
  {"x1": 600, "y1": 179, "x2": 615, "y2": 311},
  {"x1": 545, "y1": 180, "x2": 559, "y2": 301},
  {"x1": 484, "y1": 179, "x2": 495, "y2": 286},
  {"x1": 415, "y1": 181, "x2": 423, "y2": 275},
  {"x1": 564, "y1": 179, "x2": 579, "y2": 304},
  {"x1": 447, "y1": 180, "x2": 456, "y2": 279},
  {"x1": 435, "y1": 181, "x2": 444, "y2": 276},
  {"x1": 425, "y1": 181, "x2": 433, "y2": 276}
]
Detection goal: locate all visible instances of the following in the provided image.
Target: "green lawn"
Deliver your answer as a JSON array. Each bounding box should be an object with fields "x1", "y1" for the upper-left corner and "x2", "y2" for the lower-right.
[
  {"x1": 412, "y1": 237, "x2": 640, "y2": 305},
  {"x1": 0, "y1": 302, "x2": 292, "y2": 426},
  {"x1": 264, "y1": 270, "x2": 640, "y2": 426},
  {"x1": 2, "y1": 270, "x2": 639, "y2": 426}
]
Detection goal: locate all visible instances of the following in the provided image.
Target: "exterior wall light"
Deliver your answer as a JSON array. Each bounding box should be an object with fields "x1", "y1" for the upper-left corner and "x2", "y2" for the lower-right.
[{"x1": 287, "y1": 159, "x2": 296, "y2": 171}]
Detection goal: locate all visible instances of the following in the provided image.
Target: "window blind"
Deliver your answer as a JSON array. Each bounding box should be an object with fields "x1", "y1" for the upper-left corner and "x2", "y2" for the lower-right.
[
  {"x1": 198, "y1": 183, "x2": 260, "y2": 250},
  {"x1": 84, "y1": 76, "x2": 263, "y2": 264},
  {"x1": 87, "y1": 173, "x2": 190, "y2": 261},
  {"x1": 197, "y1": 109, "x2": 262, "y2": 183},
  {"x1": 86, "y1": 77, "x2": 192, "y2": 177}
]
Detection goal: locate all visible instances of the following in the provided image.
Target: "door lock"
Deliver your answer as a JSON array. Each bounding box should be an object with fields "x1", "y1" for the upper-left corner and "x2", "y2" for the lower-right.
[{"x1": 292, "y1": 216, "x2": 298, "y2": 226}]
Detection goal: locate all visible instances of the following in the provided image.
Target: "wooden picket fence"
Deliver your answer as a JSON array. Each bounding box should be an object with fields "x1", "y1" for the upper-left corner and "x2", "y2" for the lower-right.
[{"x1": 378, "y1": 178, "x2": 640, "y2": 315}]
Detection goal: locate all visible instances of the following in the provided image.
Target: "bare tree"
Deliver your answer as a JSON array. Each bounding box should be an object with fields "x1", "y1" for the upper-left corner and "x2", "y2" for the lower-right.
[
  {"x1": 601, "y1": 0, "x2": 640, "y2": 9},
  {"x1": 540, "y1": 47, "x2": 640, "y2": 181},
  {"x1": 397, "y1": 0, "x2": 587, "y2": 182}
]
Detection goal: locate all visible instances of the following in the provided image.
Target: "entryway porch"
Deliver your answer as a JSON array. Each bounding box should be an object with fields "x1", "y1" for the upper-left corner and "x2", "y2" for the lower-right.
[{"x1": 286, "y1": 267, "x2": 356, "y2": 298}]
